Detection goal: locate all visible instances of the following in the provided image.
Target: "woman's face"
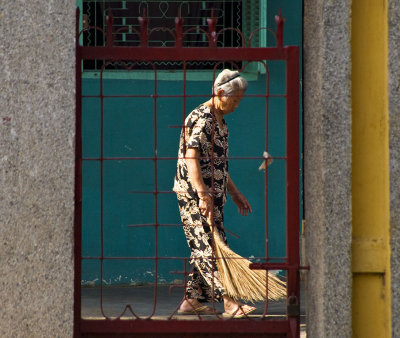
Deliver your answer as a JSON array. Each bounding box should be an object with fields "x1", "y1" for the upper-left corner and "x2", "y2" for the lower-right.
[{"x1": 218, "y1": 90, "x2": 245, "y2": 115}]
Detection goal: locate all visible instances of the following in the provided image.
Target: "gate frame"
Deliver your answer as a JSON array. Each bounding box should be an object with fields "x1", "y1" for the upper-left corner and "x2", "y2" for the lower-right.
[{"x1": 74, "y1": 7, "x2": 300, "y2": 337}]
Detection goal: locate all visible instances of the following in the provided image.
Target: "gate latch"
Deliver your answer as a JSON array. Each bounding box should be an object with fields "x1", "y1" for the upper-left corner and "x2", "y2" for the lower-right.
[{"x1": 286, "y1": 295, "x2": 300, "y2": 317}]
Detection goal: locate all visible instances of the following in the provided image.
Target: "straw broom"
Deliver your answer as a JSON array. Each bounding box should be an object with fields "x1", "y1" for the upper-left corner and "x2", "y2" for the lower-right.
[{"x1": 208, "y1": 217, "x2": 286, "y2": 302}]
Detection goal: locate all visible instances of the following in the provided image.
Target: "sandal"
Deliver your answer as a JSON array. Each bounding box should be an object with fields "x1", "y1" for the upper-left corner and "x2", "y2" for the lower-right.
[
  {"x1": 222, "y1": 305, "x2": 256, "y2": 319},
  {"x1": 177, "y1": 305, "x2": 215, "y2": 315}
]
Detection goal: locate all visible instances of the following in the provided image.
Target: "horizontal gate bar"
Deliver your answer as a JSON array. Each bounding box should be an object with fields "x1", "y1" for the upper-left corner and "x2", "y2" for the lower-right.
[
  {"x1": 81, "y1": 256, "x2": 287, "y2": 262},
  {"x1": 80, "y1": 319, "x2": 290, "y2": 334},
  {"x1": 81, "y1": 156, "x2": 288, "y2": 161},
  {"x1": 80, "y1": 46, "x2": 293, "y2": 61},
  {"x1": 82, "y1": 94, "x2": 287, "y2": 99}
]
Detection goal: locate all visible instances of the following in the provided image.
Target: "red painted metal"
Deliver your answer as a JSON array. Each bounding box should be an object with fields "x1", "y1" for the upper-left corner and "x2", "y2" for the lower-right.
[
  {"x1": 75, "y1": 7, "x2": 301, "y2": 338},
  {"x1": 263, "y1": 62, "x2": 271, "y2": 318},
  {"x1": 106, "y1": 10, "x2": 114, "y2": 47},
  {"x1": 138, "y1": 8, "x2": 149, "y2": 47},
  {"x1": 74, "y1": 8, "x2": 82, "y2": 338},
  {"x1": 174, "y1": 11, "x2": 183, "y2": 47},
  {"x1": 81, "y1": 319, "x2": 290, "y2": 334},
  {"x1": 275, "y1": 9, "x2": 285, "y2": 49},
  {"x1": 286, "y1": 46, "x2": 301, "y2": 338},
  {"x1": 207, "y1": 9, "x2": 218, "y2": 47},
  {"x1": 81, "y1": 47, "x2": 286, "y2": 61}
]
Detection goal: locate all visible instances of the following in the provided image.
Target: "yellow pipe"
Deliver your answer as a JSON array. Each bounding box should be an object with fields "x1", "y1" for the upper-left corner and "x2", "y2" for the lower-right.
[{"x1": 351, "y1": 0, "x2": 391, "y2": 337}]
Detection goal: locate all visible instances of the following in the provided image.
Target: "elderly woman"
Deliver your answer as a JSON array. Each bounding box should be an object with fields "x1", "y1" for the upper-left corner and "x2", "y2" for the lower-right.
[{"x1": 173, "y1": 69, "x2": 256, "y2": 318}]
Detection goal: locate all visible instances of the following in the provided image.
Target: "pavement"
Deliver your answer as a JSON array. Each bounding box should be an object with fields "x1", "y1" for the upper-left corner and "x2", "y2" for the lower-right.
[{"x1": 81, "y1": 283, "x2": 306, "y2": 336}]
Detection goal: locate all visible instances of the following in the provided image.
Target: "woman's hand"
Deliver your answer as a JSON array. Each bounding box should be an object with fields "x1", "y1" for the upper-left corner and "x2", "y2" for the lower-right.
[
  {"x1": 199, "y1": 194, "x2": 212, "y2": 220},
  {"x1": 227, "y1": 174, "x2": 252, "y2": 216},
  {"x1": 231, "y1": 190, "x2": 252, "y2": 216}
]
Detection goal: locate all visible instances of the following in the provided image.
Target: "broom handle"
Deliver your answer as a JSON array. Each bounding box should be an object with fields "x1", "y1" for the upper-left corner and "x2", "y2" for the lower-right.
[
  {"x1": 206, "y1": 214, "x2": 240, "y2": 239},
  {"x1": 224, "y1": 227, "x2": 240, "y2": 239}
]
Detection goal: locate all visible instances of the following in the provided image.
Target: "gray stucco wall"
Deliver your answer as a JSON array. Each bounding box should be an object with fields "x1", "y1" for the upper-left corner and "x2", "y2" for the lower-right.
[
  {"x1": 0, "y1": 1, "x2": 76, "y2": 337},
  {"x1": 389, "y1": 1, "x2": 400, "y2": 337},
  {"x1": 303, "y1": 1, "x2": 353, "y2": 337},
  {"x1": 1, "y1": 0, "x2": 398, "y2": 337}
]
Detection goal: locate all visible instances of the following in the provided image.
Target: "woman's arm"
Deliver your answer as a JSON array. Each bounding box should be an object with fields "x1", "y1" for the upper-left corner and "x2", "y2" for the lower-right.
[
  {"x1": 227, "y1": 173, "x2": 252, "y2": 216},
  {"x1": 185, "y1": 147, "x2": 209, "y2": 198},
  {"x1": 227, "y1": 173, "x2": 239, "y2": 196},
  {"x1": 185, "y1": 147, "x2": 212, "y2": 218}
]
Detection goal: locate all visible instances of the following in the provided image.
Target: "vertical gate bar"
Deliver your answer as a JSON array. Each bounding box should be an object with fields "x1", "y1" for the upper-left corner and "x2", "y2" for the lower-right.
[
  {"x1": 181, "y1": 62, "x2": 189, "y2": 309},
  {"x1": 183, "y1": 257, "x2": 188, "y2": 300},
  {"x1": 139, "y1": 8, "x2": 149, "y2": 47},
  {"x1": 99, "y1": 66, "x2": 106, "y2": 318},
  {"x1": 74, "y1": 7, "x2": 82, "y2": 338},
  {"x1": 285, "y1": 46, "x2": 300, "y2": 338},
  {"x1": 210, "y1": 66, "x2": 219, "y2": 316},
  {"x1": 275, "y1": 10, "x2": 284, "y2": 49},
  {"x1": 97, "y1": 1, "x2": 101, "y2": 70},
  {"x1": 175, "y1": 10, "x2": 183, "y2": 48},
  {"x1": 106, "y1": 10, "x2": 114, "y2": 47},
  {"x1": 151, "y1": 67, "x2": 159, "y2": 318},
  {"x1": 95, "y1": 0, "x2": 98, "y2": 46},
  {"x1": 264, "y1": 64, "x2": 270, "y2": 259},
  {"x1": 182, "y1": 62, "x2": 187, "y2": 159},
  {"x1": 263, "y1": 62, "x2": 270, "y2": 317}
]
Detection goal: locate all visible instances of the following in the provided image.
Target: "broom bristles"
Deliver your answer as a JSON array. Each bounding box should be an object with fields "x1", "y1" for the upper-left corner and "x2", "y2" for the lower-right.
[{"x1": 212, "y1": 225, "x2": 286, "y2": 302}]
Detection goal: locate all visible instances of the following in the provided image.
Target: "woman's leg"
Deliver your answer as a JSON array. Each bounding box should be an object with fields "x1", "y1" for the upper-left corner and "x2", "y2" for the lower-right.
[
  {"x1": 177, "y1": 195, "x2": 256, "y2": 316},
  {"x1": 178, "y1": 266, "x2": 215, "y2": 313},
  {"x1": 182, "y1": 222, "x2": 225, "y2": 303},
  {"x1": 177, "y1": 196, "x2": 226, "y2": 303},
  {"x1": 185, "y1": 266, "x2": 207, "y2": 301}
]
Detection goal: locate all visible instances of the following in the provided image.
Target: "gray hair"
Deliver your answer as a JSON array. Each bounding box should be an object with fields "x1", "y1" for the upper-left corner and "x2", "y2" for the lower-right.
[{"x1": 213, "y1": 69, "x2": 248, "y2": 95}]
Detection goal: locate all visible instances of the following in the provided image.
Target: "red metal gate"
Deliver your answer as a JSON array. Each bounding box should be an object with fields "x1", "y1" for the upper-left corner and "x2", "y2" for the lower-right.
[{"x1": 74, "y1": 6, "x2": 300, "y2": 337}]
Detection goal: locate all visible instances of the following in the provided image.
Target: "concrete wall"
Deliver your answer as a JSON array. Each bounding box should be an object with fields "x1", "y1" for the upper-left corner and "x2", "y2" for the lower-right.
[
  {"x1": 0, "y1": 1, "x2": 76, "y2": 337},
  {"x1": 304, "y1": 0, "x2": 400, "y2": 337},
  {"x1": 303, "y1": 1, "x2": 353, "y2": 337},
  {"x1": 1, "y1": 0, "x2": 399, "y2": 337},
  {"x1": 389, "y1": 1, "x2": 400, "y2": 336}
]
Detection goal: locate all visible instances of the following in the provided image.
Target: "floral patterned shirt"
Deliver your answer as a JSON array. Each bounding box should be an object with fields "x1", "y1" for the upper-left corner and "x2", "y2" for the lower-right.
[{"x1": 173, "y1": 104, "x2": 229, "y2": 203}]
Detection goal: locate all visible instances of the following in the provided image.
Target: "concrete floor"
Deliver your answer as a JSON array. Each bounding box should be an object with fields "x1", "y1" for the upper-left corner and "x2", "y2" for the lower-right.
[
  {"x1": 82, "y1": 284, "x2": 306, "y2": 319},
  {"x1": 81, "y1": 285, "x2": 306, "y2": 338},
  {"x1": 81, "y1": 284, "x2": 306, "y2": 337}
]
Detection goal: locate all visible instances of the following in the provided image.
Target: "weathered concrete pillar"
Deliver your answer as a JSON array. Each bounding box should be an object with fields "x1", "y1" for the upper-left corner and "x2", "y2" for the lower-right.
[
  {"x1": 303, "y1": 1, "x2": 353, "y2": 337},
  {"x1": 0, "y1": 1, "x2": 76, "y2": 337}
]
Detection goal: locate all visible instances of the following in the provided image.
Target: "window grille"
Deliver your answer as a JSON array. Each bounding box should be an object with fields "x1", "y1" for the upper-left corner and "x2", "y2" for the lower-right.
[{"x1": 80, "y1": 0, "x2": 264, "y2": 72}]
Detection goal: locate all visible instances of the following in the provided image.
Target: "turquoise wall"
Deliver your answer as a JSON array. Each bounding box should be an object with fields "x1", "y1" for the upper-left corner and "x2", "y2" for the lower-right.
[{"x1": 80, "y1": 0, "x2": 302, "y2": 286}]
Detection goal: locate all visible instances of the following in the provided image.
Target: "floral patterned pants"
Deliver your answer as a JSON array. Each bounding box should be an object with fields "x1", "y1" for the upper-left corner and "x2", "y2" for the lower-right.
[{"x1": 177, "y1": 194, "x2": 227, "y2": 303}]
